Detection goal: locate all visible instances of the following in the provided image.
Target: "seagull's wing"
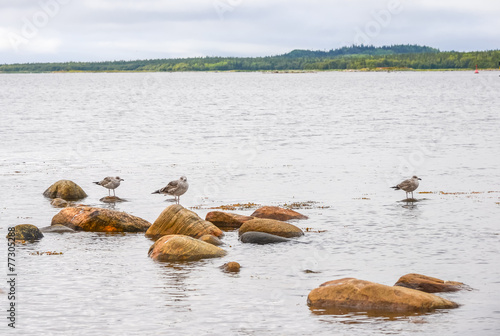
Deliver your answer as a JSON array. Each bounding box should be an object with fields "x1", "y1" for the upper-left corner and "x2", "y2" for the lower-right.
[
  {"x1": 397, "y1": 179, "x2": 413, "y2": 191},
  {"x1": 165, "y1": 180, "x2": 179, "y2": 193}
]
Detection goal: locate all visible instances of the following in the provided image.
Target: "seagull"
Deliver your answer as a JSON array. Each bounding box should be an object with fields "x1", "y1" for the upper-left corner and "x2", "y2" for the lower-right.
[
  {"x1": 93, "y1": 176, "x2": 124, "y2": 197},
  {"x1": 391, "y1": 176, "x2": 422, "y2": 199},
  {"x1": 152, "y1": 176, "x2": 189, "y2": 204}
]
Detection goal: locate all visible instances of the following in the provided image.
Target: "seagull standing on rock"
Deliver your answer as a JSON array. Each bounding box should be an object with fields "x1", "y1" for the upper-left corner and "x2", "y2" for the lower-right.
[
  {"x1": 391, "y1": 176, "x2": 422, "y2": 199},
  {"x1": 93, "y1": 176, "x2": 124, "y2": 197},
  {"x1": 152, "y1": 176, "x2": 189, "y2": 204}
]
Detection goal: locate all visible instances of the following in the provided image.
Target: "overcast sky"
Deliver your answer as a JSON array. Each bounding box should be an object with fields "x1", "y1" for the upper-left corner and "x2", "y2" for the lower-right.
[{"x1": 0, "y1": 0, "x2": 498, "y2": 64}]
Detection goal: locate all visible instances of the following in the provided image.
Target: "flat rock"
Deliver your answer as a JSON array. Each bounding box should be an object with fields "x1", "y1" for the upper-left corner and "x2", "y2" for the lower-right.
[
  {"x1": 251, "y1": 206, "x2": 308, "y2": 221},
  {"x1": 240, "y1": 231, "x2": 295, "y2": 244},
  {"x1": 6, "y1": 224, "x2": 44, "y2": 241},
  {"x1": 50, "y1": 198, "x2": 70, "y2": 208},
  {"x1": 307, "y1": 278, "x2": 459, "y2": 312},
  {"x1": 51, "y1": 206, "x2": 151, "y2": 232},
  {"x1": 40, "y1": 225, "x2": 76, "y2": 233},
  {"x1": 43, "y1": 180, "x2": 87, "y2": 201},
  {"x1": 146, "y1": 204, "x2": 223, "y2": 240},
  {"x1": 148, "y1": 235, "x2": 227, "y2": 262},
  {"x1": 239, "y1": 218, "x2": 304, "y2": 238},
  {"x1": 100, "y1": 196, "x2": 127, "y2": 203},
  {"x1": 394, "y1": 273, "x2": 469, "y2": 293},
  {"x1": 205, "y1": 211, "x2": 253, "y2": 229}
]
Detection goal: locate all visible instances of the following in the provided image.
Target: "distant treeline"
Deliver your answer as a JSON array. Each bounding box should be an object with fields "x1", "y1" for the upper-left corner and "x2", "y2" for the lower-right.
[{"x1": 1, "y1": 44, "x2": 499, "y2": 73}]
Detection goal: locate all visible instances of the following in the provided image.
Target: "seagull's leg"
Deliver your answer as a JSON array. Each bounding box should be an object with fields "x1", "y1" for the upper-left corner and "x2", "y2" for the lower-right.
[
  {"x1": 113, "y1": 189, "x2": 116, "y2": 197},
  {"x1": 108, "y1": 189, "x2": 111, "y2": 197}
]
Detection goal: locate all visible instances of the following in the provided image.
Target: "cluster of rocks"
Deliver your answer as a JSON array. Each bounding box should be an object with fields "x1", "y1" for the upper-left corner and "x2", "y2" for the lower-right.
[{"x1": 7, "y1": 179, "x2": 470, "y2": 315}]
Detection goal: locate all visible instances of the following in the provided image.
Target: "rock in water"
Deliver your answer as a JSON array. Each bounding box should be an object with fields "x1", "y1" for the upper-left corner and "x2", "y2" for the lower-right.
[
  {"x1": 50, "y1": 198, "x2": 70, "y2": 208},
  {"x1": 239, "y1": 218, "x2": 304, "y2": 238},
  {"x1": 240, "y1": 231, "x2": 295, "y2": 244},
  {"x1": 51, "y1": 206, "x2": 151, "y2": 232},
  {"x1": 394, "y1": 273, "x2": 469, "y2": 293},
  {"x1": 40, "y1": 225, "x2": 76, "y2": 233},
  {"x1": 251, "y1": 206, "x2": 308, "y2": 221},
  {"x1": 43, "y1": 180, "x2": 87, "y2": 201},
  {"x1": 199, "y1": 234, "x2": 224, "y2": 246},
  {"x1": 146, "y1": 204, "x2": 223, "y2": 240},
  {"x1": 307, "y1": 278, "x2": 459, "y2": 312},
  {"x1": 205, "y1": 211, "x2": 254, "y2": 229},
  {"x1": 100, "y1": 196, "x2": 126, "y2": 203},
  {"x1": 221, "y1": 262, "x2": 241, "y2": 273},
  {"x1": 6, "y1": 224, "x2": 44, "y2": 241},
  {"x1": 148, "y1": 235, "x2": 227, "y2": 262}
]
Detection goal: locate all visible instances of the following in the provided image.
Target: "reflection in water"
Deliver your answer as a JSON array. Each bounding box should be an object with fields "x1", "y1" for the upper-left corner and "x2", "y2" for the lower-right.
[{"x1": 310, "y1": 306, "x2": 431, "y2": 323}]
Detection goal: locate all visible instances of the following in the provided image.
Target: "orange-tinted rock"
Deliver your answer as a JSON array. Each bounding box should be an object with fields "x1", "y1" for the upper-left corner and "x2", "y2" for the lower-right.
[
  {"x1": 148, "y1": 235, "x2": 227, "y2": 262},
  {"x1": 199, "y1": 234, "x2": 223, "y2": 246},
  {"x1": 307, "y1": 278, "x2": 458, "y2": 312},
  {"x1": 221, "y1": 261, "x2": 240, "y2": 273},
  {"x1": 6, "y1": 224, "x2": 43, "y2": 241},
  {"x1": 205, "y1": 211, "x2": 253, "y2": 229},
  {"x1": 146, "y1": 205, "x2": 223, "y2": 240},
  {"x1": 394, "y1": 273, "x2": 468, "y2": 293},
  {"x1": 51, "y1": 206, "x2": 151, "y2": 232},
  {"x1": 239, "y1": 218, "x2": 304, "y2": 238},
  {"x1": 43, "y1": 180, "x2": 87, "y2": 201},
  {"x1": 251, "y1": 206, "x2": 308, "y2": 221}
]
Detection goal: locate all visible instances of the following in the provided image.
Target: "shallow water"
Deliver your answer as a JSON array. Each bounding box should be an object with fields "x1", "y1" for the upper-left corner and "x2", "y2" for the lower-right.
[{"x1": 0, "y1": 71, "x2": 499, "y2": 335}]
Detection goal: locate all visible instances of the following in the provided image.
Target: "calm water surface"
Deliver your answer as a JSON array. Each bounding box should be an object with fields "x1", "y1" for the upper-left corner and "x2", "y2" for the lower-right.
[{"x1": 0, "y1": 72, "x2": 499, "y2": 335}]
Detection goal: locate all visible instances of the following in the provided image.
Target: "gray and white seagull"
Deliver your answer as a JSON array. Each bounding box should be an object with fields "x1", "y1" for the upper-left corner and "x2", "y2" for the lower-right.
[
  {"x1": 391, "y1": 175, "x2": 422, "y2": 199},
  {"x1": 152, "y1": 176, "x2": 189, "y2": 204},
  {"x1": 93, "y1": 176, "x2": 124, "y2": 197}
]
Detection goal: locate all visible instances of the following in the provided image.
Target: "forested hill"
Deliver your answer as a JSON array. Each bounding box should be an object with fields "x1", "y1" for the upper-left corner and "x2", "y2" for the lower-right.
[
  {"x1": 1, "y1": 45, "x2": 499, "y2": 72},
  {"x1": 283, "y1": 44, "x2": 440, "y2": 58}
]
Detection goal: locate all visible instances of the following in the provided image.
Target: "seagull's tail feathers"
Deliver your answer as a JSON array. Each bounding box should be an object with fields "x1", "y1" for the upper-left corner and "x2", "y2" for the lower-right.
[
  {"x1": 152, "y1": 189, "x2": 160, "y2": 194},
  {"x1": 93, "y1": 182, "x2": 101, "y2": 185},
  {"x1": 391, "y1": 186, "x2": 400, "y2": 190}
]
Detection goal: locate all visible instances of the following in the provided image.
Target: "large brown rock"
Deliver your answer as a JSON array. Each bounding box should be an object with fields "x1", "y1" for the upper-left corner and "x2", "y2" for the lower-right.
[
  {"x1": 51, "y1": 206, "x2": 151, "y2": 232},
  {"x1": 251, "y1": 206, "x2": 308, "y2": 221},
  {"x1": 239, "y1": 218, "x2": 304, "y2": 238},
  {"x1": 307, "y1": 278, "x2": 459, "y2": 312},
  {"x1": 43, "y1": 180, "x2": 87, "y2": 201},
  {"x1": 146, "y1": 205, "x2": 223, "y2": 240},
  {"x1": 6, "y1": 224, "x2": 44, "y2": 241},
  {"x1": 205, "y1": 211, "x2": 254, "y2": 229},
  {"x1": 394, "y1": 273, "x2": 468, "y2": 293},
  {"x1": 148, "y1": 235, "x2": 227, "y2": 262}
]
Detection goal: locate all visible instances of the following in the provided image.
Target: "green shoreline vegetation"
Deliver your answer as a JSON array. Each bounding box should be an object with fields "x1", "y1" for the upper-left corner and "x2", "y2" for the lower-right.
[{"x1": 1, "y1": 44, "x2": 499, "y2": 73}]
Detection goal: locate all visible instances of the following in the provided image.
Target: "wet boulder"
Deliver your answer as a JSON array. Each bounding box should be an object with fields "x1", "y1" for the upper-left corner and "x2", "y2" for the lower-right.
[
  {"x1": 251, "y1": 206, "x2": 308, "y2": 221},
  {"x1": 100, "y1": 196, "x2": 127, "y2": 203},
  {"x1": 199, "y1": 234, "x2": 224, "y2": 246},
  {"x1": 146, "y1": 205, "x2": 223, "y2": 240},
  {"x1": 50, "y1": 198, "x2": 70, "y2": 208},
  {"x1": 43, "y1": 180, "x2": 87, "y2": 201},
  {"x1": 307, "y1": 278, "x2": 459, "y2": 312},
  {"x1": 148, "y1": 235, "x2": 227, "y2": 262},
  {"x1": 51, "y1": 206, "x2": 151, "y2": 232},
  {"x1": 6, "y1": 224, "x2": 44, "y2": 241},
  {"x1": 394, "y1": 273, "x2": 469, "y2": 293},
  {"x1": 205, "y1": 211, "x2": 254, "y2": 229},
  {"x1": 239, "y1": 218, "x2": 304, "y2": 238},
  {"x1": 240, "y1": 231, "x2": 295, "y2": 244},
  {"x1": 221, "y1": 261, "x2": 241, "y2": 273}
]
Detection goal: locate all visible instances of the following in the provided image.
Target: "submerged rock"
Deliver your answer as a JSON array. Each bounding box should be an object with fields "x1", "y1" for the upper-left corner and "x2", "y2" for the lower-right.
[
  {"x1": 50, "y1": 198, "x2": 70, "y2": 208},
  {"x1": 307, "y1": 278, "x2": 458, "y2": 312},
  {"x1": 251, "y1": 206, "x2": 308, "y2": 221},
  {"x1": 205, "y1": 211, "x2": 253, "y2": 229},
  {"x1": 221, "y1": 262, "x2": 241, "y2": 273},
  {"x1": 146, "y1": 204, "x2": 223, "y2": 240},
  {"x1": 394, "y1": 273, "x2": 469, "y2": 293},
  {"x1": 6, "y1": 224, "x2": 44, "y2": 241},
  {"x1": 100, "y1": 196, "x2": 127, "y2": 203},
  {"x1": 148, "y1": 235, "x2": 227, "y2": 262},
  {"x1": 240, "y1": 231, "x2": 295, "y2": 244},
  {"x1": 199, "y1": 234, "x2": 224, "y2": 246},
  {"x1": 239, "y1": 218, "x2": 304, "y2": 238},
  {"x1": 51, "y1": 206, "x2": 151, "y2": 232},
  {"x1": 40, "y1": 225, "x2": 76, "y2": 233},
  {"x1": 43, "y1": 180, "x2": 87, "y2": 201}
]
